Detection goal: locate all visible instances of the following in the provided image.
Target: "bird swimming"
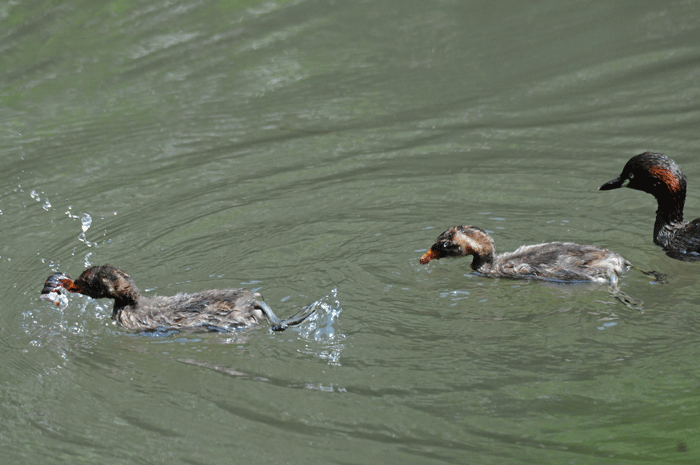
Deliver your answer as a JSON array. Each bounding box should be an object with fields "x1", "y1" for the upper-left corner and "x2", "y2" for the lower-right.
[
  {"x1": 419, "y1": 225, "x2": 628, "y2": 283},
  {"x1": 40, "y1": 265, "x2": 315, "y2": 332},
  {"x1": 599, "y1": 152, "x2": 700, "y2": 260}
]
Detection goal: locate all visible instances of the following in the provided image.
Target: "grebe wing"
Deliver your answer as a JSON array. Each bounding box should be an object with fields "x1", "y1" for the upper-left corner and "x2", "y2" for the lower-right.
[{"x1": 664, "y1": 219, "x2": 700, "y2": 260}]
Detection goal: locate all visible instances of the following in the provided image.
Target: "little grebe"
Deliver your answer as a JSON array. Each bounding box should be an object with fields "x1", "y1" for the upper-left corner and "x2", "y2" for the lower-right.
[
  {"x1": 599, "y1": 152, "x2": 700, "y2": 260},
  {"x1": 419, "y1": 226, "x2": 627, "y2": 283},
  {"x1": 40, "y1": 265, "x2": 315, "y2": 332}
]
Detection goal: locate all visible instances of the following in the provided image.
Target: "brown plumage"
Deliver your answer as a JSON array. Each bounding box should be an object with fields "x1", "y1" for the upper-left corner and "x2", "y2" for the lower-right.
[
  {"x1": 40, "y1": 265, "x2": 314, "y2": 332},
  {"x1": 420, "y1": 226, "x2": 627, "y2": 283}
]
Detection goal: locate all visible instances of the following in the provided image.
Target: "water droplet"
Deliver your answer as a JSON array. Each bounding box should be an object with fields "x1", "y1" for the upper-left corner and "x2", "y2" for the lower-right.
[{"x1": 81, "y1": 213, "x2": 92, "y2": 232}]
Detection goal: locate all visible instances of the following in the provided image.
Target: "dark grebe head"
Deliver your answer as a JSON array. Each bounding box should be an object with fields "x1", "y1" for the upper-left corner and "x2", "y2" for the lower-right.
[
  {"x1": 72, "y1": 265, "x2": 139, "y2": 302},
  {"x1": 599, "y1": 152, "x2": 687, "y2": 223},
  {"x1": 42, "y1": 265, "x2": 140, "y2": 309},
  {"x1": 420, "y1": 226, "x2": 495, "y2": 266}
]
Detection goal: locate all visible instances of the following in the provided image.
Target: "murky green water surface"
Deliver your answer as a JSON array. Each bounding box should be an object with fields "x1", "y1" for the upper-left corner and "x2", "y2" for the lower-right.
[{"x1": 2, "y1": 1, "x2": 700, "y2": 463}]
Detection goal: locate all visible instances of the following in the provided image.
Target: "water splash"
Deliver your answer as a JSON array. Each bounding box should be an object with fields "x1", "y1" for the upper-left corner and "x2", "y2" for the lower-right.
[
  {"x1": 25, "y1": 295, "x2": 107, "y2": 349},
  {"x1": 39, "y1": 289, "x2": 69, "y2": 307},
  {"x1": 65, "y1": 206, "x2": 79, "y2": 219},
  {"x1": 81, "y1": 213, "x2": 92, "y2": 232},
  {"x1": 29, "y1": 189, "x2": 52, "y2": 210},
  {"x1": 296, "y1": 287, "x2": 345, "y2": 366},
  {"x1": 77, "y1": 213, "x2": 96, "y2": 247}
]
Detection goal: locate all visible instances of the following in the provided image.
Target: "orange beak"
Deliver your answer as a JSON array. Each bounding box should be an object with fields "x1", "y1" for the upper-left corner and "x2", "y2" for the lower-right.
[{"x1": 419, "y1": 248, "x2": 441, "y2": 264}]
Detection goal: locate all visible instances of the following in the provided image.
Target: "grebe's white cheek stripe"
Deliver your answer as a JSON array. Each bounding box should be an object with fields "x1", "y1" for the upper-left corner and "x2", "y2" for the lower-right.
[{"x1": 622, "y1": 178, "x2": 631, "y2": 187}]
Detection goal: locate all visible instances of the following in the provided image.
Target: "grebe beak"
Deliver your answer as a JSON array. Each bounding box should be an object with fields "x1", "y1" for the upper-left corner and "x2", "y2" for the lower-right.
[
  {"x1": 599, "y1": 176, "x2": 628, "y2": 190},
  {"x1": 419, "y1": 248, "x2": 441, "y2": 264}
]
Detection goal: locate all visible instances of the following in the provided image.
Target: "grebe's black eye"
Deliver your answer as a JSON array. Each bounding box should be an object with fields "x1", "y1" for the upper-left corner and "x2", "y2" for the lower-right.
[{"x1": 629, "y1": 173, "x2": 634, "y2": 180}]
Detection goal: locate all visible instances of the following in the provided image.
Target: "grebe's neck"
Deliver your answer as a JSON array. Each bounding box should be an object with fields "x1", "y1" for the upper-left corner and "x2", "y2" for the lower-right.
[
  {"x1": 458, "y1": 228, "x2": 497, "y2": 272},
  {"x1": 654, "y1": 190, "x2": 685, "y2": 225},
  {"x1": 112, "y1": 294, "x2": 140, "y2": 319},
  {"x1": 652, "y1": 189, "x2": 686, "y2": 247},
  {"x1": 469, "y1": 248, "x2": 495, "y2": 272}
]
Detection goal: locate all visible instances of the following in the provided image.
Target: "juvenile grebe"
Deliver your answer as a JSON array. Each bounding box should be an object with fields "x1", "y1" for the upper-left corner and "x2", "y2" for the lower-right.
[
  {"x1": 40, "y1": 265, "x2": 315, "y2": 332},
  {"x1": 599, "y1": 152, "x2": 700, "y2": 260},
  {"x1": 419, "y1": 226, "x2": 627, "y2": 283}
]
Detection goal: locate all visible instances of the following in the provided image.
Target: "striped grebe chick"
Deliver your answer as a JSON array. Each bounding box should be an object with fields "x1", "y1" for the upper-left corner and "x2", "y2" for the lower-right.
[{"x1": 419, "y1": 225, "x2": 627, "y2": 283}]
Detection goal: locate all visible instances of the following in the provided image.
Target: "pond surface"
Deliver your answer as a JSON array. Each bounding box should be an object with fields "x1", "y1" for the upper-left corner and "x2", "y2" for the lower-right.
[{"x1": 2, "y1": 0, "x2": 700, "y2": 463}]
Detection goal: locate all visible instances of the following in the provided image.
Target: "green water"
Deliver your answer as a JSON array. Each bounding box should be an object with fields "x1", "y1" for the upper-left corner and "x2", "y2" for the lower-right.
[{"x1": 2, "y1": 0, "x2": 700, "y2": 463}]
